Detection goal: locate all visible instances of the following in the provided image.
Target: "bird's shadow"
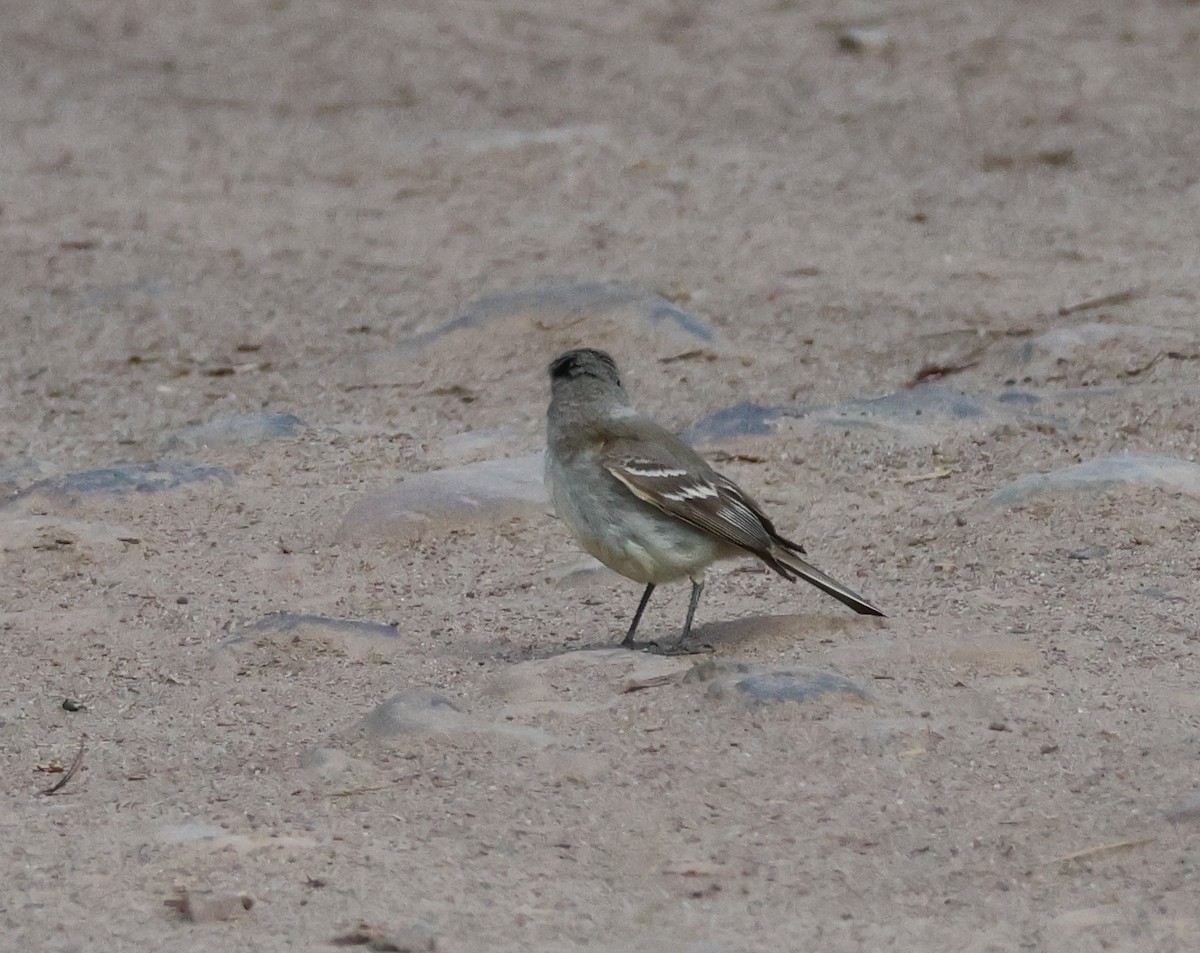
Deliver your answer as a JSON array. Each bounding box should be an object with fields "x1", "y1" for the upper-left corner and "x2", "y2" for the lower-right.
[
  {"x1": 517, "y1": 612, "x2": 876, "y2": 661},
  {"x1": 683, "y1": 612, "x2": 878, "y2": 651}
]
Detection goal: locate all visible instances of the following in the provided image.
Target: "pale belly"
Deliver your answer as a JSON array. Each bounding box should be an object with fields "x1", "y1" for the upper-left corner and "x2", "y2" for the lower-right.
[{"x1": 546, "y1": 453, "x2": 723, "y2": 584}]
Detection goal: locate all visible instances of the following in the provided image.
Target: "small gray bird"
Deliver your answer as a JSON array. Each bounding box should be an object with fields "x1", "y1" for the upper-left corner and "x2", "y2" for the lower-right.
[{"x1": 544, "y1": 347, "x2": 884, "y2": 650}]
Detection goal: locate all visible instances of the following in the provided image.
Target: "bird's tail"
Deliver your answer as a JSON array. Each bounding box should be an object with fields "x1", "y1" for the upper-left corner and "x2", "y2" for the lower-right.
[{"x1": 770, "y1": 546, "x2": 885, "y2": 617}]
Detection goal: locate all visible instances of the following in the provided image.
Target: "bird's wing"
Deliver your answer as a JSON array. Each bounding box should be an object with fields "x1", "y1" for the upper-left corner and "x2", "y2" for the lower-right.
[{"x1": 602, "y1": 455, "x2": 779, "y2": 558}]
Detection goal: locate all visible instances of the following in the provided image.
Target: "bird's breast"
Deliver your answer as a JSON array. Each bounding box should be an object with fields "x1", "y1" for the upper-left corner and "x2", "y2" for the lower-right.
[{"x1": 545, "y1": 451, "x2": 722, "y2": 584}]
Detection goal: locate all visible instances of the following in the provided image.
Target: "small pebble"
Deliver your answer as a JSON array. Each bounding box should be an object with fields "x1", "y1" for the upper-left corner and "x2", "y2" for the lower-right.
[
  {"x1": 407, "y1": 282, "x2": 715, "y2": 347},
  {"x1": 12, "y1": 463, "x2": 233, "y2": 500},
  {"x1": 1165, "y1": 795, "x2": 1200, "y2": 824},
  {"x1": 708, "y1": 668, "x2": 871, "y2": 708},
  {"x1": 1140, "y1": 587, "x2": 1186, "y2": 603},
  {"x1": 336, "y1": 456, "x2": 547, "y2": 546},
  {"x1": 363, "y1": 689, "x2": 461, "y2": 737},
  {"x1": 836, "y1": 26, "x2": 896, "y2": 56},
  {"x1": 165, "y1": 887, "x2": 254, "y2": 923},
  {"x1": 330, "y1": 922, "x2": 436, "y2": 951},
  {"x1": 690, "y1": 385, "x2": 1052, "y2": 448},
  {"x1": 990, "y1": 455, "x2": 1200, "y2": 506},
  {"x1": 164, "y1": 413, "x2": 305, "y2": 452}
]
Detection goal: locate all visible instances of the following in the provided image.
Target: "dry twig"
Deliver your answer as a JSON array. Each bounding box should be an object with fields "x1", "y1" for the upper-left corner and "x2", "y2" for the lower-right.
[
  {"x1": 40, "y1": 739, "x2": 85, "y2": 796},
  {"x1": 1057, "y1": 287, "x2": 1139, "y2": 316}
]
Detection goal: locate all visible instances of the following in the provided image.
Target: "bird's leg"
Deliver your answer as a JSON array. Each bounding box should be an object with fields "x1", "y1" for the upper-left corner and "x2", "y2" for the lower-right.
[
  {"x1": 638, "y1": 578, "x2": 711, "y2": 655},
  {"x1": 620, "y1": 583, "x2": 656, "y2": 647},
  {"x1": 677, "y1": 577, "x2": 705, "y2": 645}
]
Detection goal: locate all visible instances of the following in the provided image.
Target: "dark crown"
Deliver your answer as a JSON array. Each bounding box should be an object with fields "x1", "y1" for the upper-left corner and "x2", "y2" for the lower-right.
[{"x1": 548, "y1": 348, "x2": 620, "y2": 384}]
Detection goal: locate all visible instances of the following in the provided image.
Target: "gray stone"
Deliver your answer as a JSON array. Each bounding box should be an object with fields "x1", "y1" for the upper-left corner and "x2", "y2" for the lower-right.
[
  {"x1": 400, "y1": 124, "x2": 608, "y2": 154},
  {"x1": 77, "y1": 278, "x2": 170, "y2": 306},
  {"x1": 1008, "y1": 321, "x2": 1196, "y2": 385},
  {"x1": 217, "y1": 613, "x2": 401, "y2": 664},
  {"x1": 1165, "y1": 794, "x2": 1200, "y2": 824},
  {"x1": 807, "y1": 384, "x2": 1026, "y2": 441},
  {"x1": 164, "y1": 413, "x2": 305, "y2": 451},
  {"x1": 0, "y1": 514, "x2": 141, "y2": 552},
  {"x1": 440, "y1": 427, "x2": 521, "y2": 460},
  {"x1": 1016, "y1": 322, "x2": 1130, "y2": 361},
  {"x1": 159, "y1": 823, "x2": 225, "y2": 844},
  {"x1": 246, "y1": 612, "x2": 398, "y2": 640},
  {"x1": 1067, "y1": 545, "x2": 1109, "y2": 561},
  {"x1": 531, "y1": 748, "x2": 614, "y2": 786},
  {"x1": 328, "y1": 922, "x2": 437, "y2": 952},
  {"x1": 336, "y1": 454, "x2": 547, "y2": 545},
  {"x1": 682, "y1": 403, "x2": 781, "y2": 441},
  {"x1": 837, "y1": 26, "x2": 896, "y2": 56},
  {"x1": 483, "y1": 648, "x2": 693, "y2": 712},
  {"x1": 363, "y1": 688, "x2": 465, "y2": 738},
  {"x1": 1140, "y1": 587, "x2": 1187, "y2": 603},
  {"x1": 7, "y1": 463, "x2": 233, "y2": 504},
  {"x1": 546, "y1": 557, "x2": 620, "y2": 588},
  {"x1": 300, "y1": 747, "x2": 380, "y2": 788},
  {"x1": 362, "y1": 688, "x2": 555, "y2": 748},
  {"x1": 686, "y1": 384, "x2": 1059, "y2": 445},
  {"x1": 165, "y1": 887, "x2": 255, "y2": 923},
  {"x1": 708, "y1": 666, "x2": 871, "y2": 708},
  {"x1": 990, "y1": 454, "x2": 1200, "y2": 506},
  {"x1": 0, "y1": 459, "x2": 53, "y2": 495},
  {"x1": 404, "y1": 282, "x2": 715, "y2": 348}
]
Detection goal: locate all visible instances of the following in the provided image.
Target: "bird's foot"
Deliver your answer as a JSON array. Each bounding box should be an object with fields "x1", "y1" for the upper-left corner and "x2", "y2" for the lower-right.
[{"x1": 621, "y1": 639, "x2": 714, "y2": 656}]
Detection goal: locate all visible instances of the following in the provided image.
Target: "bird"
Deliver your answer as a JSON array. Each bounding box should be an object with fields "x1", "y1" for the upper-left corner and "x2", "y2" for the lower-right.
[{"x1": 544, "y1": 347, "x2": 884, "y2": 651}]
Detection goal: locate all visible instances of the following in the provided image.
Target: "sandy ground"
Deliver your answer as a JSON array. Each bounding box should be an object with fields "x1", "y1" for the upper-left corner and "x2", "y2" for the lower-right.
[{"x1": 3, "y1": 1, "x2": 1200, "y2": 950}]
